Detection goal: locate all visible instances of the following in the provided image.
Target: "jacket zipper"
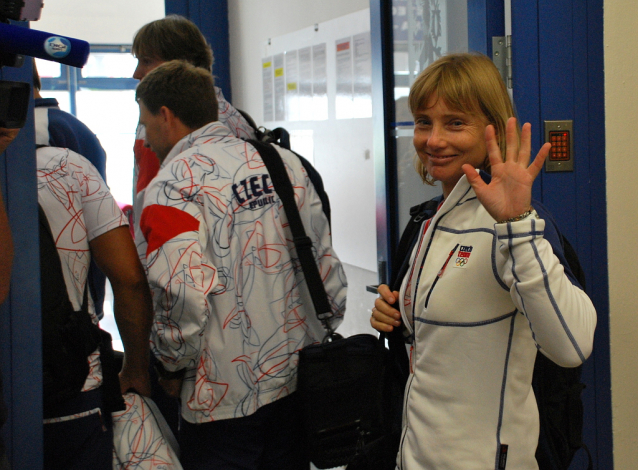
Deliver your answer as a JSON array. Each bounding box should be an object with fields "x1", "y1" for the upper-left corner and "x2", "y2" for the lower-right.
[{"x1": 424, "y1": 243, "x2": 459, "y2": 309}]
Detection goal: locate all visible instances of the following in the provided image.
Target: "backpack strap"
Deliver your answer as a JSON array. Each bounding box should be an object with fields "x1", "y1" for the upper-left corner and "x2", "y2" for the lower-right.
[
  {"x1": 561, "y1": 234, "x2": 586, "y2": 291},
  {"x1": 390, "y1": 197, "x2": 442, "y2": 291},
  {"x1": 381, "y1": 196, "x2": 443, "y2": 384},
  {"x1": 248, "y1": 139, "x2": 335, "y2": 335},
  {"x1": 39, "y1": 204, "x2": 89, "y2": 319},
  {"x1": 237, "y1": 108, "x2": 292, "y2": 150},
  {"x1": 39, "y1": 204, "x2": 125, "y2": 415}
]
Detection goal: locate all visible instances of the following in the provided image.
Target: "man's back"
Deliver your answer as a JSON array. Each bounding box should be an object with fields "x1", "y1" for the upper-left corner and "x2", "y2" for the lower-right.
[
  {"x1": 140, "y1": 121, "x2": 347, "y2": 424},
  {"x1": 35, "y1": 97, "x2": 110, "y2": 319}
]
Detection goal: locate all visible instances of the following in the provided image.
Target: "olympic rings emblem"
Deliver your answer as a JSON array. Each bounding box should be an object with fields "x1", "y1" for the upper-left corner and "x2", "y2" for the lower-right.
[{"x1": 455, "y1": 257, "x2": 468, "y2": 267}]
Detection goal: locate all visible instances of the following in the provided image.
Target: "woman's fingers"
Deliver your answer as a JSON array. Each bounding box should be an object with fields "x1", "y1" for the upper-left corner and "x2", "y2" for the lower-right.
[
  {"x1": 377, "y1": 284, "x2": 396, "y2": 304},
  {"x1": 493, "y1": 118, "x2": 542, "y2": 172},
  {"x1": 370, "y1": 307, "x2": 394, "y2": 332},
  {"x1": 371, "y1": 287, "x2": 402, "y2": 332},
  {"x1": 518, "y1": 122, "x2": 532, "y2": 167},
  {"x1": 485, "y1": 124, "x2": 504, "y2": 169},
  {"x1": 528, "y1": 142, "x2": 552, "y2": 179},
  {"x1": 505, "y1": 117, "x2": 520, "y2": 163}
]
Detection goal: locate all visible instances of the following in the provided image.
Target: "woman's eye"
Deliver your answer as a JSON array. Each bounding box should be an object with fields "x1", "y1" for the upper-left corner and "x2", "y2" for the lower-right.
[
  {"x1": 450, "y1": 120, "x2": 464, "y2": 127},
  {"x1": 415, "y1": 119, "x2": 431, "y2": 127}
]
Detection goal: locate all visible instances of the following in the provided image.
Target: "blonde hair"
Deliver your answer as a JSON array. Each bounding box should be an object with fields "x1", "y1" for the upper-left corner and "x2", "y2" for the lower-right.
[{"x1": 408, "y1": 53, "x2": 517, "y2": 184}]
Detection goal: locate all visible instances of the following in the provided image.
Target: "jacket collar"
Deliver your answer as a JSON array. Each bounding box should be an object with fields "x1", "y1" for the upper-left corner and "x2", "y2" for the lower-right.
[
  {"x1": 161, "y1": 121, "x2": 235, "y2": 169},
  {"x1": 439, "y1": 169, "x2": 492, "y2": 211}
]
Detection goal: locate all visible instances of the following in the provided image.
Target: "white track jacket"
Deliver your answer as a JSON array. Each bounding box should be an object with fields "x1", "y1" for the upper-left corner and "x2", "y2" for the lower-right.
[
  {"x1": 398, "y1": 173, "x2": 596, "y2": 470},
  {"x1": 140, "y1": 122, "x2": 347, "y2": 424}
]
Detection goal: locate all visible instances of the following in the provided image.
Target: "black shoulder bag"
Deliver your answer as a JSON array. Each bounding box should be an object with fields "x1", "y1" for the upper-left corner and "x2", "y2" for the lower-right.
[
  {"x1": 39, "y1": 204, "x2": 125, "y2": 416},
  {"x1": 249, "y1": 140, "x2": 389, "y2": 470}
]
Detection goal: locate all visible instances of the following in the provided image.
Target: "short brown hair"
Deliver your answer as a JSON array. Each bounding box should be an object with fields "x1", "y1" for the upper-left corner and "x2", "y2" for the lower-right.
[
  {"x1": 409, "y1": 53, "x2": 517, "y2": 184},
  {"x1": 136, "y1": 60, "x2": 218, "y2": 130},
  {"x1": 132, "y1": 15, "x2": 214, "y2": 72}
]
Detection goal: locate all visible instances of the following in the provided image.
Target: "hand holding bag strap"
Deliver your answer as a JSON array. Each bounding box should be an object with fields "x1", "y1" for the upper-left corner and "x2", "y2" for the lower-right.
[{"x1": 248, "y1": 140, "x2": 334, "y2": 334}]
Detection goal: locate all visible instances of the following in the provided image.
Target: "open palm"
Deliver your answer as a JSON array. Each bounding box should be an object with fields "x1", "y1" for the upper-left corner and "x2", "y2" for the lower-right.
[{"x1": 462, "y1": 117, "x2": 551, "y2": 222}]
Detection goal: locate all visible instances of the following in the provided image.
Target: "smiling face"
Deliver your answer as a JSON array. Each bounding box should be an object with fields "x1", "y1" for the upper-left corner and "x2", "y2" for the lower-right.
[{"x1": 413, "y1": 95, "x2": 489, "y2": 198}]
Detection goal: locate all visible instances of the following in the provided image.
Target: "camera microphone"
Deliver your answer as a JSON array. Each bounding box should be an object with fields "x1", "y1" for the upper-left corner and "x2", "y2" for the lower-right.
[{"x1": 0, "y1": 22, "x2": 89, "y2": 68}]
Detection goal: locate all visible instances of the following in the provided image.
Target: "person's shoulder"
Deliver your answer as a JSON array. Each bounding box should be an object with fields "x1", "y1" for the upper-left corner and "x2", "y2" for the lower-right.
[
  {"x1": 37, "y1": 146, "x2": 100, "y2": 174},
  {"x1": 34, "y1": 97, "x2": 59, "y2": 109},
  {"x1": 36, "y1": 146, "x2": 72, "y2": 165}
]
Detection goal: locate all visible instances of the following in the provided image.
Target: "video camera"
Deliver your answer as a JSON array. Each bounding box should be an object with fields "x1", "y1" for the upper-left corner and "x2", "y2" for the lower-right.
[{"x1": 0, "y1": 0, "x2": 90, "y2": 128}]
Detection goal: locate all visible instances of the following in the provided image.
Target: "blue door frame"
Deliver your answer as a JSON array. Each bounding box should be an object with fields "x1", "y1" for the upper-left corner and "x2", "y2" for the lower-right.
[
  {"x1": 0, "y1": 44, "x2": 42, "y2": 469},
  {"x1": 512, "y1": 0, "x2": 611, "y2": 467}
]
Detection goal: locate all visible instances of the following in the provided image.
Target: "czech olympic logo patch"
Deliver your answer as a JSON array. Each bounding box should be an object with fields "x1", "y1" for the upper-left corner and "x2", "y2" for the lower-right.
[
  {"x1": 454, "y1": 245, "x2": 473, "y2": 268},
  {"x1": 44, "y1": 36, "x2": 71, "y2": 59}
]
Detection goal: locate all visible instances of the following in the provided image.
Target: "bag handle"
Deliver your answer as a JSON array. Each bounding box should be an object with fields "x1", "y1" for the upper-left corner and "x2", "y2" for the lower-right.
[{"x1": 247, "y1": 140, "x2": 336, "y2": 337}]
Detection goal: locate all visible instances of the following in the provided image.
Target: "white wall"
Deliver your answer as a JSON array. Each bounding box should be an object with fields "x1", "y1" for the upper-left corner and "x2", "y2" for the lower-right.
[
  {"x1": 35, "y1": 0, "x2": 164, "y2": 44},
  {"x1": 605, "y1": 1, "x2": 638, "y2": 467},
  {"x1": 228, "y1": 0, "x2": 369, "y2": 121}
]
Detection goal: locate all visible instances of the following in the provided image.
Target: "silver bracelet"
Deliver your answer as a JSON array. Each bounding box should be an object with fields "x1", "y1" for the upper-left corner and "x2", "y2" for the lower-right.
[{"x1": 497, "y1": 206, "x2": 535, "y2": 224}]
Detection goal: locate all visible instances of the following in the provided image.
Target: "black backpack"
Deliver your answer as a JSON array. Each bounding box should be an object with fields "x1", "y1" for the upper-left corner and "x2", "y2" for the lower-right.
[
  {"x1": 239, "y1": 108, "x2": 331, "y2": 224},
  {"x1": 533, "y1": 235, "x2": 593, "y2": 470},
  {"x1": 39, "y1": 204, "x2": 124, "y2": 415},
  {"x1": 237, "y1": 108, "x2": 291, "y2": 150},
  {"x1": 40, "y1": 204, "x2": 101, "y2": 408},
  {"x1": 383, "y1": 199, "x2": 592, "y2": 470}
]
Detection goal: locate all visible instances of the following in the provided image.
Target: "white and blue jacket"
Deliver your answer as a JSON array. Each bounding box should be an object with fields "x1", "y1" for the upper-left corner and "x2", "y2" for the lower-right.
[{"x1": 398, "y1": 172, "x2": 596, "y2": 470}]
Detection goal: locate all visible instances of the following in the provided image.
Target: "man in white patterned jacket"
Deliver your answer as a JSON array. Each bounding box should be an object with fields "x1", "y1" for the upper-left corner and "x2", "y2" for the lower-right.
[
  {"x1": 131, "y1": 15, "x2": 256, "y2": 253},
  {"x1": 136, "y1": 60, "x2": 347, "y2": 470}
]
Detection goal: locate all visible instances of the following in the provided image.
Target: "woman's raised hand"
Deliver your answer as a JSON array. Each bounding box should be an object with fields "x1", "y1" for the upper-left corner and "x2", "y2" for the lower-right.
[
  {"x1": 462, "y1": 117, "x2": 551, "y2": 222},
  {"x1": 371, "y1": 284, "x2": 402, "y2": 333}
]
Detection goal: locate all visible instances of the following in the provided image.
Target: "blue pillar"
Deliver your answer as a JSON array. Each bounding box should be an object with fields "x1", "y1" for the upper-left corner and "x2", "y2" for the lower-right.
[{"x1": 0, "y1": 29, "x2": 42, "y2": 469}]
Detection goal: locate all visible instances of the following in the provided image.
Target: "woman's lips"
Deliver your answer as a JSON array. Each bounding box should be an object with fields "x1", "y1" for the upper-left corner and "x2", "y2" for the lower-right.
[{"x1": 427, "y1": 153, "x2": 456, "y2": 162}]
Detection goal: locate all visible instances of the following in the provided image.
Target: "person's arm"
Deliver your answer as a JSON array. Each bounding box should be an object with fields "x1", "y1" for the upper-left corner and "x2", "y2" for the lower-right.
[
  {"x1": 0, "y1": 128, "x2": 19, "y2": 303},
  {"x1": 464, "y1": 118, "x2": 596, "y2": 366},
  {"x1": 89, "y1": 226, "x2": 154, "y2": 396},
  {"x1": 494, "y1": 212, "x2": 597, "y2": 367},
  {"x1": 140, "y1": 175, "x2": 215, "y2": 377}
]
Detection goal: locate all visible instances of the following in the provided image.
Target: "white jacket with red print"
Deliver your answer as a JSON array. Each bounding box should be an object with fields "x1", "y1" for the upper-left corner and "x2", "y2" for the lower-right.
[{"x1": 140, "y1": 122, "x2": 347, "y2": 424}]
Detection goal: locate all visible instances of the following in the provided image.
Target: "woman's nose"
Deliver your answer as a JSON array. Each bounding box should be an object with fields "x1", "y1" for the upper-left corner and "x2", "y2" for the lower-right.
[{"x1": 426, "y1": 125, "x2": 446, "y2": 149}]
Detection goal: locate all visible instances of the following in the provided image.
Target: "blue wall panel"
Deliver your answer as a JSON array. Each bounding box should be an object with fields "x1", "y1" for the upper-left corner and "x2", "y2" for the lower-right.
[
  {"x1": 468, "y1": 0, "x2": 505, "y2": 56},
  {"x1": 511, "y1": 0, "x2": 542, "y2": 201},
  {"x1": 165, "y1": 0, "x2": 232, "y2": 102},
  {"x1": 513, "y1": 0, "x2": 611, "y2": 467}
]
